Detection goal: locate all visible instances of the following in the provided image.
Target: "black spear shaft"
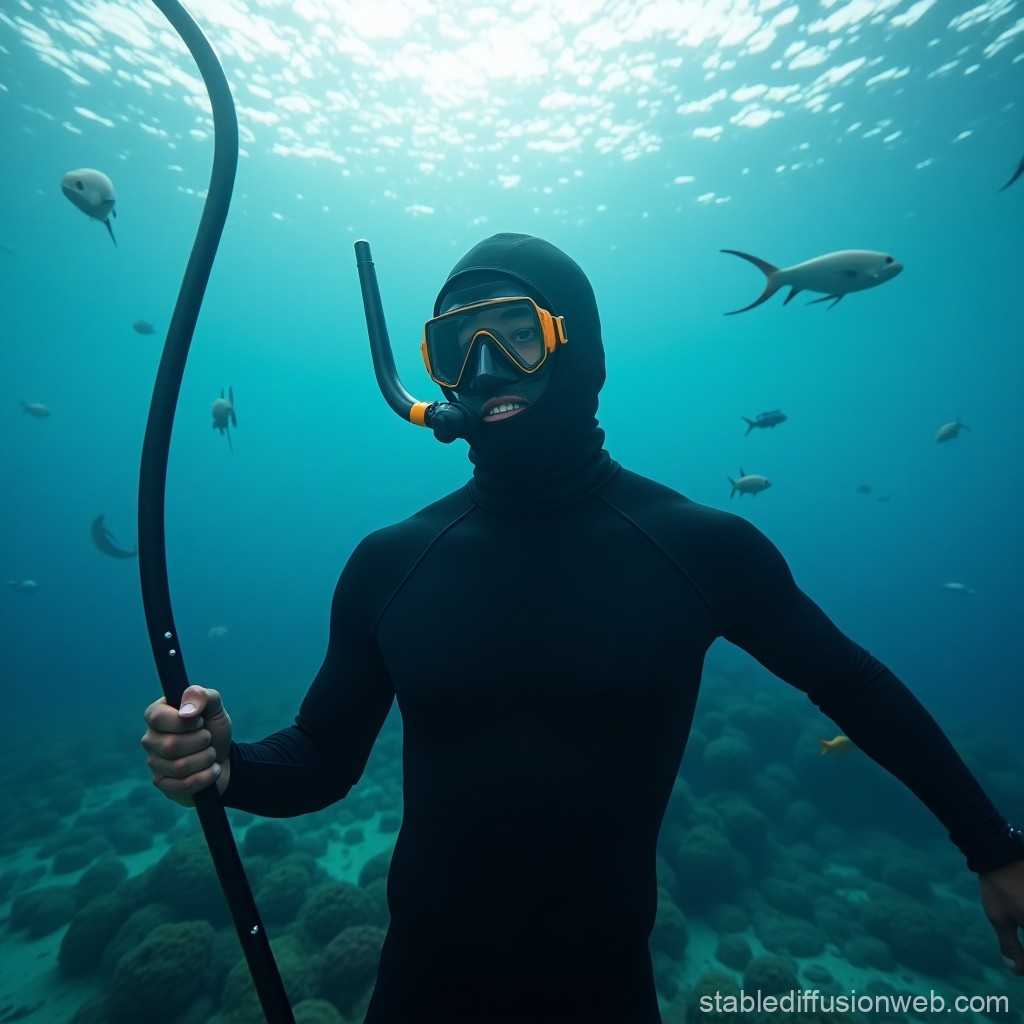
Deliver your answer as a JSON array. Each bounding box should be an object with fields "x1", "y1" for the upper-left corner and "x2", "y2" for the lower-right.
[{"x1": 138, "y1": 2, "x2": 294, "y2": 1020}]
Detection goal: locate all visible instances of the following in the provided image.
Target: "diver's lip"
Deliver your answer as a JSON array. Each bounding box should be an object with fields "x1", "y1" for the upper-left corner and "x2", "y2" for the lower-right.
[{"x1": 483, "y1": 395, "x2": 529, "y2": 422}]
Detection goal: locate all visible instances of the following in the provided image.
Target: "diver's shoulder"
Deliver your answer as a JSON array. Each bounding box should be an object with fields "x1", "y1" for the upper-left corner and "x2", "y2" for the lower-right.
[
  {"x1": 357, "y1": 485, "x2": 475, "y2": 553},
  {"x1": 602, "y1": 467, "x2": 764, "y2": 538}
]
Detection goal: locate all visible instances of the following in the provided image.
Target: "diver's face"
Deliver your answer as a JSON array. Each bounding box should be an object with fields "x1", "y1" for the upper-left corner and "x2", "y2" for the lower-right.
[{"x1": 440, "y1": 281, "x2": 553, "y2": 423}]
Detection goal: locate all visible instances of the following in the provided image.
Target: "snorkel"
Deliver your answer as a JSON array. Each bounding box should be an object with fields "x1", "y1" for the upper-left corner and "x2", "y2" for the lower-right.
[
  {"x1": 354, "y1": 239, "x2": 473, "y2": 443},
  {"x1": 139, "y1": 2, "x2": 293, "y2": 1021}
]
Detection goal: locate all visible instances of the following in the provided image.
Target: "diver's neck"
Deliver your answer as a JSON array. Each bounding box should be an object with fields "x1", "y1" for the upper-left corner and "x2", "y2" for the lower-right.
[{"x1": 466, "y1": 421, "x2": 616, "y2": 511}]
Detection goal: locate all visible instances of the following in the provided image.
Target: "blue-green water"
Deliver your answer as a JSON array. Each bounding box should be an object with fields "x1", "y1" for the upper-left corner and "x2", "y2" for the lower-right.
[{"x1": 1, "y1": 2, "x2": 1022, "y2": 1022}]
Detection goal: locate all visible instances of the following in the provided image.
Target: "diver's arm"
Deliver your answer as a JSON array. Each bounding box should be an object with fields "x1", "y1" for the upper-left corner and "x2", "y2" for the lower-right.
[
  {"x1": 223, "y1": 547, "x2": 396, "y2": 818},
  {"x1": 713, "y1": 516, "x2": 1023, "y2": 873}
]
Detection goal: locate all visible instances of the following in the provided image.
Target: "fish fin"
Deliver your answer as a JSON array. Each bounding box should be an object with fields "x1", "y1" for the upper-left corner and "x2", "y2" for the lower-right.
[
  {"x1": 743, "y1": 417, "x2": 754, "y2": 436},
  {"x1": 806, "y1": 294, "x2": 842, "y2": 308},
  {"x1": 104, "y1": 218, "x2": 117, "y2": 246},
  {"x1": 227, "y1": 427, "x2": 234, "y2": 454},
  {"x1": 739, "y1": 468, "x2": 745, "y2": 476},
  {"x1": 231, "y1": 410, "x2": 237, "y2": 427},
  {"x1": 998, "y1": 154, "x2": 1024, "y2": 192},
  {"x1": 721, "y1": 249, "x2": 781, "y2": 314},
  {"x1": 229, "y1": 385, "x2": 234, "y2": 404},
  {"x1": 782, "y1": 287, "x2": 801, "y2": 306}
]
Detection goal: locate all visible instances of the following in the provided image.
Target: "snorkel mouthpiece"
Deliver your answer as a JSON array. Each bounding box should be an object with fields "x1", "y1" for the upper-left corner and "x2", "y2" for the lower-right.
[{"x1": 354, "y1": 240, "x2": 472, "y2": 443}]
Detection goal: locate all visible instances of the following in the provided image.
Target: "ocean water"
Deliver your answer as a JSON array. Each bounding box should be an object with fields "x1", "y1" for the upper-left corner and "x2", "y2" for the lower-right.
[{"x1": 1, "y1": 1, "x2": 1022, "y2": 1022}]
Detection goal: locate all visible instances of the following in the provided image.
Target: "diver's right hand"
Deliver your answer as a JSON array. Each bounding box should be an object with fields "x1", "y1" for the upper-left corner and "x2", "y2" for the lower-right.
[{"x1": 141, "y1": 685, "x2": 233, "y2": 807}]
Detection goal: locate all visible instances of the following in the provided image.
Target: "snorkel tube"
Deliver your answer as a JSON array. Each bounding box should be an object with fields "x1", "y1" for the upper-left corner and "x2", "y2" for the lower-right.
[
  {"x1": 354, "y1": 240, "x2": 473, "y2": 443},
  {"x1": 138, "y1": 3, "x2": 293, "y2": 1022}
]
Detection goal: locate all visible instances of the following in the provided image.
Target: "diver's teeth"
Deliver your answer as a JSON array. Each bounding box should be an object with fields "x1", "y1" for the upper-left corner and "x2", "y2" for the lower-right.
[{"x1": 490, "y1": 402, "x2": 523, "y2": 415}]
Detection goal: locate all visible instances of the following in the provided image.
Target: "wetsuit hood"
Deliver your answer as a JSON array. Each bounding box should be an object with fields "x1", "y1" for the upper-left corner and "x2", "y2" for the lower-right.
[{"x1": 435, "y1": 233, "x2": 614, "y2": 509}]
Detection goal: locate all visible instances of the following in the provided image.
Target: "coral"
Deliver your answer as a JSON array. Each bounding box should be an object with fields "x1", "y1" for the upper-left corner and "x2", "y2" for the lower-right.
[
  {"x1": 841, "y1": 935, "x2": 895, "y2": 972},
  {"x1": 701, "y1": 735, "x2": 753, "y2": 788},
  {"x1": 141, "y1": 833, "x2": 231, "y2": 926},
  {"x1": 709, "y1": 903, "x2": 749, "y2": 934},
  {"x1": 378, "y1": 812, "x2": 401, "y2": 833},
  {"x1": 860, "y1": 898, "x2": 956, "y2": 975},
  {"x1": 653, "y1": 950, "x2": 683, "y2": 1000},
  {"x1": 255, "y1": 861, "x2": 313, "y2": 927},
  {"x1": 212, "y1": 936, "x2": 318, "y2": 1024},
  {"x1": 342, "y1": 826, "x2": 364, "y2": 845},
  {"x1": 879, "y1": 857, "x2": 936, "y2": 900},
  {"x1": 743, "y1": 954, "x2": 799, "y2": 996},
  {"x1": 319, "y1": 925, "x2": 386, "y2": 1012},
  {"x1": 304, "y1": 882, "x2": 377, "y2": 944},
  {"x1": 100, "y1": 903, "x2": 180, "y2": 978},
  {"x1": 716, "y1": 798, "x2": 771, "y2": 861},
  {"x1": 75, "y1": 859, "x2": 128, "y2": 903},
  {"x1": 108, "y1": 817, "x2": 154, "y2": 855},
  {"x1": 52, "y1": 844, "x2": 100, "y2": 875},
  {"x1": 753, "y1": 912, "x2": 826, "y2": 958},
  {"x1": 714, "y1": 934, "x2": 752, "y2": 971},
  {"x1": 10, "y1": 886, "x2": 66, "y2": 931},
  {"x1": 680, "y1": 971, "x2": 741, "y2": 1024},
  {"x1": 759, "y1": 879, "x2": 813, "y2": 919},
  {"x1": 104, "y1": 920, "x2": 217, "y2": 1023},
  {"x1": 358, "y1": 848, "x2": 393, "y2": 888},
  {"x1": 58, "y1": 889, "x2": 146, "y2": 977},
  {"x1": 243, "y1": 820, "x2": 294, "y2": 859},
  {"x1": 293, "y1": 999, "x2": 346, "y2": 1024},
  {"x1": 27, "y1": 888, "x2": 78, "y2": 938},
  {"x1": 674, "y1": 825, "x2": 739, "y2": 905},
  {"x1": 650, "y1": 887, "x2": 689, "y2": 958}
]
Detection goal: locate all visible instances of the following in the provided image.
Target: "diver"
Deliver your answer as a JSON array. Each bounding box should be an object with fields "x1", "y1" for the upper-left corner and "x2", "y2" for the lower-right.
[{"x1": 142, "y1": 233, "x2": 1024, "y2": 1023}]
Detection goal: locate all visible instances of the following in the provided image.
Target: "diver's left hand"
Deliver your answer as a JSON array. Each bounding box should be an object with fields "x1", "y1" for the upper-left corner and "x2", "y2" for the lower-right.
[{"x1": 979, "y1": 859, "x2": 1024, "y2": 975}]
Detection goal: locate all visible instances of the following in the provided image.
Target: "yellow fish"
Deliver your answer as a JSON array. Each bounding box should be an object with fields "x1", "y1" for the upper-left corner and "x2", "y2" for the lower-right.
[{"x1": 820, "y1": 735, "x2": 856, "y2": 757}]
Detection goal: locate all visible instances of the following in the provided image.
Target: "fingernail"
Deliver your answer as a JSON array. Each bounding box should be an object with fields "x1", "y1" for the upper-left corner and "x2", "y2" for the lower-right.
[
  {"x1": 179, "y1": 703, "x2": 197, "y2": 716},
  {"x1": 212, "y1": 763, "x2": 221, "y2": 777}
]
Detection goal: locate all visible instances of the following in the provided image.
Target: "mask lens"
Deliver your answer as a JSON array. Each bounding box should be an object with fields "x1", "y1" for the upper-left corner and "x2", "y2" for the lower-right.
[{"x1": 425, "y1": 298, "x2": 551, "y2": 387}]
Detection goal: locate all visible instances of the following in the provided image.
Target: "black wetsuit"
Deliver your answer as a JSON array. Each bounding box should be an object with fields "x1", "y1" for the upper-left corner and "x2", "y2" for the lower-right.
[{"x1": 223, "y1": 235, "x2": 1020, "y2": 1023}]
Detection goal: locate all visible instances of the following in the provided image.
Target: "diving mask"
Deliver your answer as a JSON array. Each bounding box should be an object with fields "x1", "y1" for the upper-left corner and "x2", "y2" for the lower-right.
[{"x1": 422, "y1": 296, "x2": 568, "y2": 389}]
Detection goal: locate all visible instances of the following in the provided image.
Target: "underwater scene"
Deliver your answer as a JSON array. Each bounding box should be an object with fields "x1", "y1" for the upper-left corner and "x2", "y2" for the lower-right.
[{"x1": 1, "y1": 0, "x2": 1023, "y2": 1022}]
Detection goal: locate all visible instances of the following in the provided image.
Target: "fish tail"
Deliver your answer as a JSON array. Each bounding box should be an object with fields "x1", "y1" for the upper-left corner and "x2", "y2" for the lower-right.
[
  {"x1": 819, "y1": 739, "x2": 830, "y2": 756},
  {"x1": 721, "y1": 249, "x2": 781, "y2": 314},
  {"x1": 105, "y1": 218, "x2": 117, "y2": 246},
  {"x1": 728, "y1": 476, "x2": 736, "y2": 498},
  {"x1": 743, "y1": 417, "x2": 755, "y2": 436}
]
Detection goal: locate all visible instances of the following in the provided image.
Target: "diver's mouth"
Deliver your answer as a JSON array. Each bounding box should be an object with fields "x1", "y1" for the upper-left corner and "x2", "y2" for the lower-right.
[{"x1": 483, "y1": 396, "x2": 529, "y2": 422}]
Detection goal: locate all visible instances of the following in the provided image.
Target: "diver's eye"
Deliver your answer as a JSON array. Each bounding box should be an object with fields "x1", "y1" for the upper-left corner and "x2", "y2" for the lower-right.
[
  {"x1": 510, "y1": 328, "x2": 539, "y2": 344},
  {"x1": 885, "y1": 256, "x2": 893, "y2": 263}
]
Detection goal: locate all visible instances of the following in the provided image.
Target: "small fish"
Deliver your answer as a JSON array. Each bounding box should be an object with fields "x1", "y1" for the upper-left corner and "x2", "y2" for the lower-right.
[
  {"x1": 876, "y1": 494, "x2": 891, "y2": 503},
  {"x1": 820, "y1": 735, "x2": 856, "y2": 756},
  {"x1": 90, "y1": 514, "x2": 137, "y2": 559},
  {"x1": 935, "y1": 420, "x2": 969, "y2": 443},
  {"x1": 7, "y1": 579, "x2": 39, "y2": 592},
  {"x1": 728, "y1": 468, "x2": 772, "y2": 498},
  {"x1": 721, "y1": 249, "x2": 903, "y2": 314},
  {"x1": 212, "y1": 386, "x2": 237, "y2": 453},
  {"x1": 943, "y1": 581, "x2": 974, "y2": 595},
  {"x1": 742, "y1": 410, "x2": 787, "y2": 435},
  {"x1": 856, "y1": 484, "x2": 872, "y2": 495},
  {"x1": 208, "y1": 625, "x2": 229, "y2": 638},
  {"x1": 61, "y1": 168, "x2": 117, "y2": 245},
  {"x1": 998, "y1": 154, "x2": 1024, "y2": 192},
  {"x1": 132, "y1": 319, "x2": 155, "y2": 336},
  {"x1": 20, "y1": 401, "x2": 50, "y2": 418}
]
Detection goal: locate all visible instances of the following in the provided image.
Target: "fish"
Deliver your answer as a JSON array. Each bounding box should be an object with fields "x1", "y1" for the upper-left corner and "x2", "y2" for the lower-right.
[
  {"x1": 935, "y1": 420, "x2": 969, "y2": 443},
  {"x1": 7, "y1": 579, "x2": 39, "y2": 592},
  {"x1": 876, "y1": 494, "x2": 891, "y2": 503},
  {"x1": 20, "y1": 401, "x2": 50, "y2": 418},
  {"x1": 742, "y1": 410, "x2": 787, "y2": 435},
  {"x1": 208, "y1": 625, "x2": 229, "y2": 638},
  {"x1": 90, "y1": 514, "x2": 137, "y2": 559},
  {"x1": 943, "y1": 581, "x2": 974, "y2": 595},
  {"x1": 721, "y1": 249, "x2": 903, "y2": 314},
  {"x1": 132, "y1": 319, "x2": 155, "y2": 335},
  {"x1": 820, "y1": 735, "x2": 856, "y2": 756},
  {"x1": 998, "y1": 154, "x2": 1024, "y2": 192},
  {"x1": 856, "y1": 484, "x2": 872, "y2": 495},
  {"x1": 212, "y1": 386, "x2": 237, "y2": 453},
  {"x1": 728, "y1": 468, "x2": 772, "y2": 498},
  {"x1": 60, "y1": 168, "x2": 117, "y2": 245}
]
